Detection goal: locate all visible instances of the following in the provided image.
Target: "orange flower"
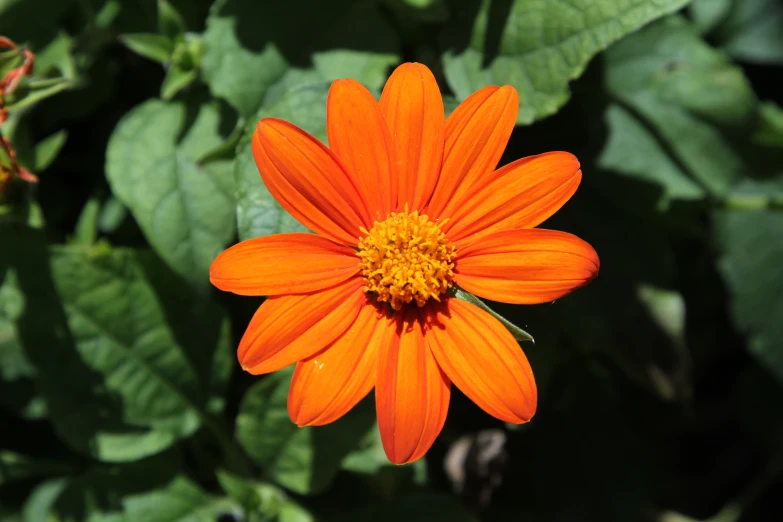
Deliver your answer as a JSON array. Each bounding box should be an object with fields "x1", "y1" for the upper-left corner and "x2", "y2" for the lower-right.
[{"x1": 211, "y1": 63, "x2": 599, "y2": 464}]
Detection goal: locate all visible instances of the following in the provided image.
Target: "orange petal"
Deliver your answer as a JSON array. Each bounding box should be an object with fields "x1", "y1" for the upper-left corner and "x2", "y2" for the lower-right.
[
  {"x1": 425, "y1": 298, "x2": 537, "y2": 423},
  {"x1": 379, "y1": 63, "x2": 444, "y2": 210},
  {"x1": 376, "y1": 308, "x2": 450, "y2": 464},
  {"x1": 328, "y1": 79, "x2": 398, "y2": 219},
  {"x1": 426, "y1": 85, "x2": 518, "y2": 219},
  {"x1": 253, "y1": 119, "x2": 371, "y2": 245},
  {"x1": 288, "y1": 302, "x2": 390, "y2": 426},
  {"x1": 210, "y1": 233, "x2": 359, "y2": 296},
  {"x1": 239, "y1": 278, "x2": 366, "y2": 374},
  {"x1": 454, "y1": 228, "x2": 600, "y2": 304},
  {"x1": 444, "y1": 152, "x2": 582, "y2": 244}
]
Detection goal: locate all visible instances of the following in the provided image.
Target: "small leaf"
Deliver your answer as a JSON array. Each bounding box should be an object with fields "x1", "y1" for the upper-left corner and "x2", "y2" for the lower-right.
[
  {"x1": 72, "y1": 196, "x2": 100, "y2": 246},
  {"x1": 97, "y1": 197, "x2": 128, "y2": 234},
  {"x1": 454, "y1": 287, "x2": 534, "y2": 342},
  {"x1": 753, "y1": 102, "x2": 783, "y2": 148},
  {"x1": 160, "y1": 63, "x2": 198, "y2": 100},
  {"x1": 33, "y1": 130, "x2": 67, "y2": 171},
  {"x1": 22, "y1": 478, "x2": 68, "y2": 522},
  {"x1": 5, "y1": 78, "x2": 70, "y2": 113},
  {"x1": 34, "y1": 31, "x2": 77, "y2": 79},
  {"x1": 157, "y1": 0, "x2": 187, "y2": 40},
  {"x1": 119, "y1": 33, "x2": 174, "y2": 64}
]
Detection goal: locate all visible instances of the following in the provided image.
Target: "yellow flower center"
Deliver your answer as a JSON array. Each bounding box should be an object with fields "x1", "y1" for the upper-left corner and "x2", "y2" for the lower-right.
[{"x1": 357, "y1": 206, "x2": 456, "y2": 310}]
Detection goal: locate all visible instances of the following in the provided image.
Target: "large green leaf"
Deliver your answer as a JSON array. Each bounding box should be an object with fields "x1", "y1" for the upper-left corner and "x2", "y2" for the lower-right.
[
  {"x1": 442, "y1": 0, "x2": 689, "y2": 125},
  {"x1": 603, "y1": 16, "x2": 757, "y2": 196},
  {"x1": 46, "y1": 247, "x2": 199, "y2": 460},
  {"x1": 105, "y1": 100, "x2": 235, "y2": 287},
  {"x1": 236, "y1": 367, "x2": 376, "y2": 495},
  {"x1": 0, "y1": 226, "x2": 231, "y2": 461},
  {"x1": 201, "y1": 0, "x2": 399, "y2": 118},
  {"x1": 715, "y1": 177, "x2": 783, "y2": 382}
]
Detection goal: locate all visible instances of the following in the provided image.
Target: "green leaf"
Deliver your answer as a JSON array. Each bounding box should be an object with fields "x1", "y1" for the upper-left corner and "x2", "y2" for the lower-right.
[
  {"x1": 236, "y1": 367, "x2": 376, "y2": 495},
  {"x1": 106, "y1": 99, "x2": 236, "y2": 287},
  {"x1": 160, "y1": 63, "x2": 198, "y2": 100},
  {"x1": 341, "y1": 424, "x2": 429, "y2": 484},
  {"x1": 715, "y1": 176, "x2": 783, "y2": 382},
  {"x1": 753, "y1": 103, "x2": 783, "y2": 148},
  {"x1": 217, "y1": 471, "x2": 313, "y2": 521},
  {"x1": 1, "y1": 225, "x2": 230, "y2": 461},
  {"x1": 201, "y1": 0, "x2": 399, "y2": 117},
  {"x1": 157, "y1": 0, "x2": 187, "y2": 40},
  {"x1": 696, "y1": 0, "x2": 783, "y2": 64},
  {"x1": 34, "y1": 31, "x2": 77, "y2": 80},
  {"x1": 119, "y1": 33, "x2": 174, "y2": 64},
  {"x1": 33, "y1": 130, "x2": 67, "y2": 171},
  {"x1": 23, "y1": 478, "x2": 68, "y2": 522},
  {"x1": 441, "y1": 0, "x2": 689, "y2": 125},
  {"x1": 598, "y1": 103, "x2": 705, "y2": 206},
  {"x1": 123, "y1": 476, "x2": 236, "y2": 522},
  {"x1": 603, "y1": 16, "x2": 758, "y2": 196},
  {"x1": 136, "y1": 250, "x2": 233, "y2": 415},
  {"x1": 689, "y1": 0, "x2": 732, "y2": 34},
  {"x1": 27, "y1": 452, "x2": 183, "y2": 522},
  {"x1": 72, "y1": 196, "x2": 100, "y2": 246},
  {"x1": 0, "y1": 451, "x2": 73, "y2": 487},
  {"x1": 454, "y1": 287, "x2": 534, "y2": 342},
  {"x1": 0, "y1": 281, "x2": 43, "y2": 418},
  {"x1": 46, "y1": 246, "x2": 203, "y2": 460},
  {"x1": 97, "y1": 197, "x2": 128, "y2": 234},
  {"x1": 5, "y1": 78, "x2": 71, "y2": 113}
]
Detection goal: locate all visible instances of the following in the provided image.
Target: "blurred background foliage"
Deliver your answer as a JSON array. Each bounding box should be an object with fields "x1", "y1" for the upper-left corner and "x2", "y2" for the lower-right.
[{"x1": 1, "y1": 0, "x2": 783, "y2": 520}]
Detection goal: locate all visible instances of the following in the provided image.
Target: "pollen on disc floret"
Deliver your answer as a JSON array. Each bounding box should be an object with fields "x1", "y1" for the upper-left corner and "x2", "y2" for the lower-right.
[{"x1": 357, "y1": 205, "x2": 456, "y2": 310}]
